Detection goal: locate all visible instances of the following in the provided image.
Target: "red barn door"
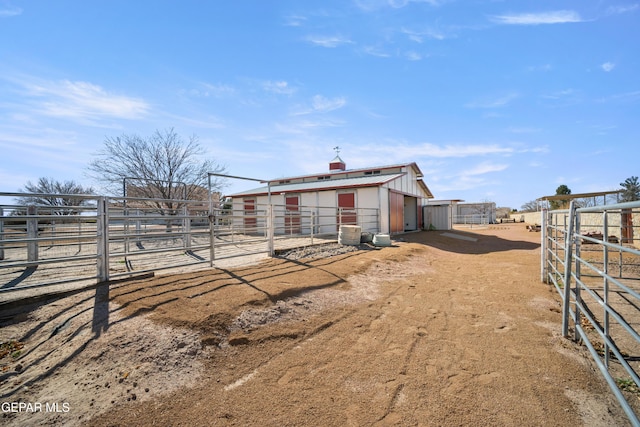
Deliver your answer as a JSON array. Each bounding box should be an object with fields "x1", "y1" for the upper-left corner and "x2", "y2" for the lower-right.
[
  {"x1": 337, "y1": 192, "x2": 357, "y2": 229},
  {"x1": 243, "y1": 198, "x2": 257, "y2": 232},
  {"x1": 285, "y1": 195, "x2": 301, "y2": 234}
]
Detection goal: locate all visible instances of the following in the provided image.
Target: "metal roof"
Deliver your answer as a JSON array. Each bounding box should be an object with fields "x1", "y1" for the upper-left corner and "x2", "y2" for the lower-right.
[
  {"x1": 230, "y1": 173, "x2": 407, "y2": 197},
  {"x1": 261, "y1": 162, "x2": 424, "y2": 184},
  {"x1": 538, "y1": 190, "x2": 623, "y2": 201}
]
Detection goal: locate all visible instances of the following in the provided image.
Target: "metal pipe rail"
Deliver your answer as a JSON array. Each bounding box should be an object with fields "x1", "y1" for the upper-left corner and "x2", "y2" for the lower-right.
[
  {"x1": 2, "y1": 192, "x2": 381, "y2": 303},
  {"x1": 542, "y1": 201, "x2": 640, "y2": 426}
]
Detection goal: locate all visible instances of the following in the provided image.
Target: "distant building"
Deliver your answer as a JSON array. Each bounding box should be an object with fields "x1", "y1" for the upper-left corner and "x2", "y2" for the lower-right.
[{"x1": 455, "y1": 202, "x2": 496, "y2": 224}]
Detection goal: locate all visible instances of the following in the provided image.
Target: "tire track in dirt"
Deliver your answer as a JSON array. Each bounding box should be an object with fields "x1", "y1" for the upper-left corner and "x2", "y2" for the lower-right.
[{"x1": 21, "y1": 227, "x2": 631, "y2": 426}]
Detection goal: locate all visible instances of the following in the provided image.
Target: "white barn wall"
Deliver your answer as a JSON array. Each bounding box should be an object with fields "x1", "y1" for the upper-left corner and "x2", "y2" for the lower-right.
[
  {"x1": 354, "y1": 187, "x2": 381, "y2": 233},
  {"x1": 316, "y1": 190, "x2": 336, "y2": 234},
  {"x1": 379, "y1": 187, "x2": 390, "y2": 234}
]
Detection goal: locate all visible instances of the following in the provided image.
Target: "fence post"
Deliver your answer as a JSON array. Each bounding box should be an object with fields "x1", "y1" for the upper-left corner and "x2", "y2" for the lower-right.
[
  {"x1": 311, "y1": 211, "x2": 315, "y2": 245},
  {"x1": 574, "y1": 207, "x2": 582, "y2": 342},
  {"x1": 267, "y1": 204, "x2": 274, "y2": 256},
  {"x1": 562, "y1": 201, "x2": 576, "y2": 337},
  {"x1": 603, "y1": 211, "x2": 611, "y2": 367},
  {"x1": 77, "y1": 216, "x2": 82, "y2": 253},
  {"x1": 183, "y1": 205, "x2": 191, "y2": 250},
  {"x1": 540, "y1": 209, "x2": 547, "y2": 283},
  {"x1": 135, "y1": 209, "x2": 142, "y2": 248},
  {"x1": 96, "y1": 197, "x2": 110, "y2": 282},
  {"x1": 27, "y1": 205, "x2": 38, "y2": 262},
  {"x1": 209, "y1": 209, "x2": 216, "y2": 266},
  {"x1": 0, "y1": 207, "x2": 4, "y2": 260}
]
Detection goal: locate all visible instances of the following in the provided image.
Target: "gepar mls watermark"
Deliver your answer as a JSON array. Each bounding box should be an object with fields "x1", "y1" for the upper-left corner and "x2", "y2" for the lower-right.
[{"x1": 2, "y1": 401, "x2": 70, "y2": 413}]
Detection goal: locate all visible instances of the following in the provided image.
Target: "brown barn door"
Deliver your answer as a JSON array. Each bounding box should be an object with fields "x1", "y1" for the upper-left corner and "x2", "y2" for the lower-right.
[
  {"x1": 285, "y1": 195, "x2": 301, "y2": 234},
  {"x1": 337, "y1": 192, "x2": 357, "y2": 229},
  {"x1": 389, "y1": 191, "x2": 404, "y2": 234}
]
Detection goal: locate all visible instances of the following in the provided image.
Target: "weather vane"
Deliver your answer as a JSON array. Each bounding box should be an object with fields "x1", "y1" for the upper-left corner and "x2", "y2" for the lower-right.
[{"x1": 333, "y1": 146, "x2": 341, "y2": 155}]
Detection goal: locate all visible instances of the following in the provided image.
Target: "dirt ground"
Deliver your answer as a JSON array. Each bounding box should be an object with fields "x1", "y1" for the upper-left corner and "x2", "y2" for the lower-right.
[{"x1": 0, "y1": 224, "x2": 633, "y2": 426}]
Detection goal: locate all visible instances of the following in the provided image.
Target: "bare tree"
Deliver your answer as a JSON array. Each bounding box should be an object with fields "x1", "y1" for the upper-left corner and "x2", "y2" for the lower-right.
[
  {"x1": 87, "y1": 128, "x2": 226, "y2": 212},
  {"x1": 520, "y1": 200, "x2": 540, "y2": 213},
  {"x1": 14, "y1": 178, "x2": 95, "y2": 215}
]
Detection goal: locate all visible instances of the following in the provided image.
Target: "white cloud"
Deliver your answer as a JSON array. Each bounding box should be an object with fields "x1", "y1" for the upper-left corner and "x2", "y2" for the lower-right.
[
  {"x1": 311, "y1": 95, "x2": 347, "y2": 112},
  {"x1": 263, "y1": 80, "x2": 297, "y2": 95},
  {"x1": 541, "y1": 89, "x2": 576, "y2": 100},
  {"x1": 418, "y1": 143, "x2": 513, "y2": 158},
  {"x1": 362, "y1": 46, "x2": 391, "y2": 58},
  {"x1": 598, "y1": 90, "x2": 640, "y2": 103},
  {"x1": 601, "y1": 62, "x2": 616, "y2": 72},
  {"x1": 199, "y1": 82, "x2": 235, "y2": 97},
  {"x1": 0, "y1": 5, "x2": 22, "y2": 17},
  {"x1": 405, "y1": 51, "x2": 423, "y2": 61},
  {"x1": 491, "y1": 10, "x2": 583, "y2": 25},
  {"x1": 539, "y1": 88, "x2": 583, "y2": 107},
  {"x1": 290, "y1": 95, "x2": 347, "y2": 116},
  {"x1": 275, "y1": 117, "x2": 345, "y2": 135},
  {"x1": 284, "y1": 14, "x2": 307, "y2": 27},
  {"x1": 20, "y1": 78, "x2": 150, "y2": 122},
  {"x1": 506, "y1": 126, "x2": 541, "y2": 134},
  {"x1": 355, "y1": 0, "x2": 443, "y2": 10},
  {"x1": 482, "y1": 112, "x2": 505, "y2": 119},
  {"x1": 162, "y1": 112, "x2": 226, "y2": 129},
  {"x1": 353, "y1": 141, "x2": 514, "y2": 161},
  {"x1": 0, "y1": 127, "x2": 92, "y2": 177},
  {"x1": 464, "y1": 162, "x2": 509, "y2": 176},
  {"x1": 607, "y1": 4, "x2": 639, "y2": 15},
  {"x1": 401, "y1": 27, "x2": 448, "y2": 42},
  {"x1": 526, "y1": 64, "x2": 552, "y2": 72},
  {"x1": 184, "y1": 82, "x2": 235, "y2": 98},
  {"x1": 465, "y1": 93, "x2": 519, "y2": 109},
  {"x1": 305, "y1": 35, "x2": 353, "y2": 48}
]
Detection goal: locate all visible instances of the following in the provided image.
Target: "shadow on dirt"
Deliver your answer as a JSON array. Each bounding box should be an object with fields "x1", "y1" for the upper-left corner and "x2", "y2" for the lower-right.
[
  {"x1": 399, "y1": 230, "x2": 540, "y2": 255},
  {"x1": 0, "y1": 282, "x2": 111, "y2": 400},
  {"x1": 0, "y1": 230, "x2": 537, "y2": 401},
  {"x1": 1, "y1": 266, "x2": 38, "y2": 289},
  {"x1": 0, "y1": 249, "x2": 367, "y2": 400}
]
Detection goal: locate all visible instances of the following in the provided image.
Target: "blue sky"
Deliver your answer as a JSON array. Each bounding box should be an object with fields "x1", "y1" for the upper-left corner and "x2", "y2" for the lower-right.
[{"x1": 1, "y1": 0, "x2": 638, "y2": 209}]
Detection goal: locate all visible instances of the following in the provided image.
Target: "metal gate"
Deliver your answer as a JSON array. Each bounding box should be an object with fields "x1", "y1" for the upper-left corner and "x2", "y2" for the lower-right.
[
  {"x1": 542, "y1": 200, "x2": 640, "y2": 425},
  {"x1": 1, "y1": 192, "x2": 379, "y2": 304}
]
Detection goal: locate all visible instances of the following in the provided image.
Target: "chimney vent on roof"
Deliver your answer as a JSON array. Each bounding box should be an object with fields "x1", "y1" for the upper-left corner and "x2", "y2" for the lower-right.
[{"x1": 329, "y1": 146, "x2": 346, "y2": 171}]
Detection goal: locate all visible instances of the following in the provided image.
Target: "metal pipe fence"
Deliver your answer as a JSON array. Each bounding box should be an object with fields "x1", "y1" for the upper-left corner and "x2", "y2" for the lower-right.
[
  {"x1": 452, "y1": 214, "x2": 492, "y2": 226},
  {"x1": 0, "y1": 193, "x2": 379, "y2": 302},
  {"x1": 542, "y1": 201, "x2": 640, "y2": 426}
]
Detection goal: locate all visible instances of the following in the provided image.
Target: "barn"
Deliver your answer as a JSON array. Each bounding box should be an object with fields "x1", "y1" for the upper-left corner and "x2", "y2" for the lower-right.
[{"x1": 228, "y1": 155, "x2": 434, "y2": 235}]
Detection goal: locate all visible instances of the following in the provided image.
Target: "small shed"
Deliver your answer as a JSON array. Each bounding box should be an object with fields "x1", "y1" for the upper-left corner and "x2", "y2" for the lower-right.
[{"x1": 423, "y1": 200, "x2": 463, "y2": 231}]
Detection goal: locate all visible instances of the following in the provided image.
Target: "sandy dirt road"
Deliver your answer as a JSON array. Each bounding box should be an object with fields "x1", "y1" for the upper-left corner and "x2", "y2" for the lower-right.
[{"x1": 0, "y1": 224, "x2": 631, "y2": 426}]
